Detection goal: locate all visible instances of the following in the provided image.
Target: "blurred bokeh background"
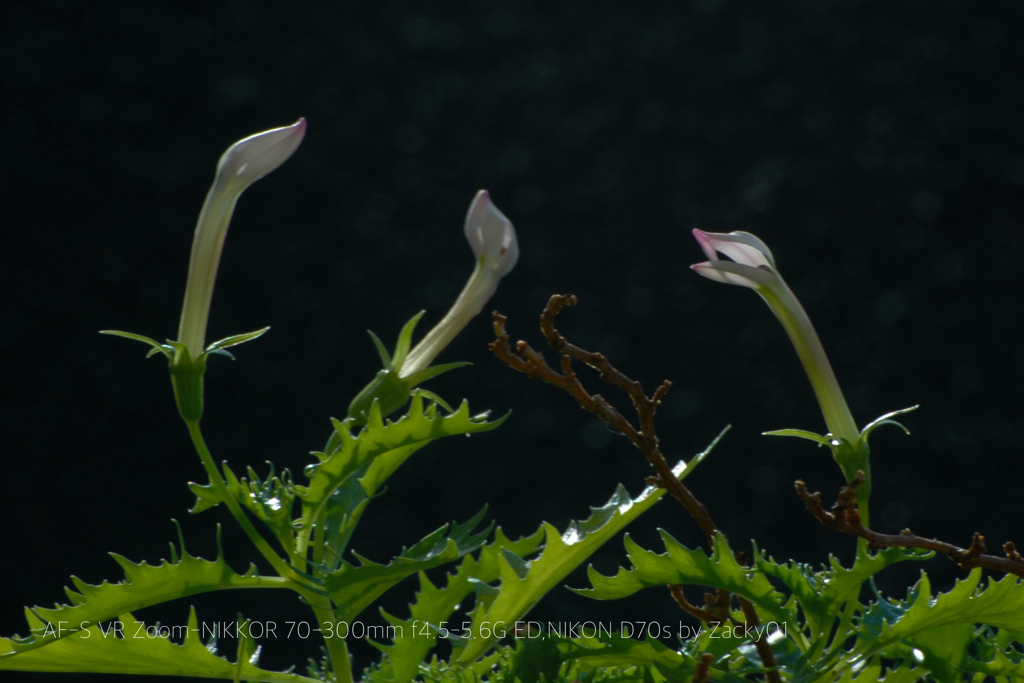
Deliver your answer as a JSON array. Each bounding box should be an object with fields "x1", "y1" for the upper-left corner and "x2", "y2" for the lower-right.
[{"x1": 2, "y1": 1, "x2": 1022, "y2": 679}]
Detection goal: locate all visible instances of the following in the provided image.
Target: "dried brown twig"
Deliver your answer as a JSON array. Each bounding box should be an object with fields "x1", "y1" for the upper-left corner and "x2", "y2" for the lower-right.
[
  {"x1": 489, "y1": 294, "x2": 719, "y2": 544},
  {"x1": 796, "y1": 472, "x2": 1024, "y2": 578},
  {"x1": 490, "y1": 294, "x2": 781, "y2": 683},
  {"x1": 691, "y1": 653, "x2": 714, "y2": 683}
]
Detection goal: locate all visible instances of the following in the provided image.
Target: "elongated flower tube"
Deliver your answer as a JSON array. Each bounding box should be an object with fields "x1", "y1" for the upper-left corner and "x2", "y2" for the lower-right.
[
  {"x1": 691, "y1": 229, "x2": 859, "y2": 448},
  {"x1": 346, "y1": 190, "x2": 518, "y2": 425},
  {"x1": 104, "y1": 120, "x2": 306, "y2": 422},
  {"x1": 691, "y1": 230, "x2": 922, "y2": 531},
  {"x1": 177, "y1": 119, "x2": 307, "y2": 362},
  {"x1": 688, "y1": 228, "x2": 927, "y2": 533},
  {"x1": 401, "y1": 190, "x2": 518, "y2": 376}
]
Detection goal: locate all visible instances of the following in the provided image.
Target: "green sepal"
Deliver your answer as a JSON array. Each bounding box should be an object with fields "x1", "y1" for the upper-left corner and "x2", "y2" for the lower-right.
[
  {"x1": 391, "y1": 311, "x2": 425, "y2": 370},
  {"x1": 401, "y1": 361, "x2": 473, "y2": 386},
  {"x1": 348, "y1": 371, "x2": 412, "y2": 425},
  {"x1": 414, "y1": 389, "x2": 457, "y2": 415},
  {"x1": 763, "y1": 428, "x2": 835, "y2": 449},
  {"x1": 205, "y1": 326, "x2": 271, "y2": 353},
  {"x1": 858, "y1": 405, "x2": 918, "y2": 451},
  {"x1": 99, "y1": 330, "x2": 174, "y2": 360},
  {"x1": 368, "y1": 330, "x2": 392, "y2": 366},
  {"x1": 764, "y1": 425, "x2": 866, "y2": 485},
  {"x1": 349, "y1": 312, "x2": 470, "y2": 425},
  {"x1": 103, "y1": 328, "x2": 268, "y2": 424}
]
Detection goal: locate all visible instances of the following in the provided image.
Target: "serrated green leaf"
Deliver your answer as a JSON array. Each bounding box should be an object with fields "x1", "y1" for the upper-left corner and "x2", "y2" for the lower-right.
[
  {"x1": 367, "y1": 528, "x2": 545, "y2": 683},
  {"x1": 905, "y1": 622, "x2": 975, "y2": 683},
  {"x1": 757, "y1": 545, "x2": 932, "y2": 638},
  {"x1": 325, "y1": 510, "x2": 491, "y2": 623},
  {"x1": 580, "y1": 530, "x2": 792, "y2": 627},
  {"x1": 0, "y1": 608, "x2": 315, "y2": 682},
  {"x1": 562, "y1": 632, "x2": 689, "y2": 673},
  {"x1": 188, "y1": 462, "x2": 298, "y2": 557},
  {"x1": 227, "y1": 463, "x2": 297, "y2": 554},
  {"x1": 0, "y1": 531, "x2": 285, "y2": 657},
  {"x1": 453, "y1": 443, "x2": 719, "y2": 665},
  {"x1": 846, "y1": 570, "x2": 1024, "y2": 678},
  {"x1": 234, "y1": 614, "x2": 259, "y2": 683},
  {"x1": 829, "y1": 659, "x2": 928, "y2": 683},
  {"x1": 300, "y1": 393, "x2": 504, "y2": 577},
  {"x1": 964, "y1": 632, "x2": 1024, "y2": 679},
  {"x1": 299, "y1": 393, "x2": 504, "y2": 533}
]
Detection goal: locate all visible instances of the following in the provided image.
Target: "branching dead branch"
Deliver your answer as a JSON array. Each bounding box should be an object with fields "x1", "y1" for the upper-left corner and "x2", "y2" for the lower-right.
[
  {"x1": 796, "y1": 472, "x2": 1024, "y2": 578},
  {"x1": 490, "y1": 295, "x2": 719, "y2": 545}
]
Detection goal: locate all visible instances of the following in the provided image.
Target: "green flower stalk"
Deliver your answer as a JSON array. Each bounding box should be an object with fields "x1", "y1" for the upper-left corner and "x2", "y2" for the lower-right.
[
  {"x1": 102, "y1": 120, "x2": 314, "y2": 591},
  {"x1": 347, "y1": 190, "x2": 519, "y2": 424}
]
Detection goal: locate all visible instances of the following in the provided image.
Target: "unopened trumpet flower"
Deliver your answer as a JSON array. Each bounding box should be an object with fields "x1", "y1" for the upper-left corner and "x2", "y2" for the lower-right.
[
  {"x1": 347, "y1": 190, "x2": 519, "y2": 424},
  {"x1": 177, "y1": 118, "x2": 307, "y2": 363},
  {"x1": 401, "y1": 190, "x2": 519, "y2": 375},
  {"x1": 103, "y1": 119, "x2": 306, "y2": 422},
  {"x1": 690, "y1": 229, "x2": 859, "y2": 450},
  {"x1": 690, "y1": 228, "x2": 919, "y2": 529}
]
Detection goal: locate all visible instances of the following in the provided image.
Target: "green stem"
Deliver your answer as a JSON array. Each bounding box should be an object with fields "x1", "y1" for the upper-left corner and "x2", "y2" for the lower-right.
[
  {"x1": 761, "y1": 279, "x2": 873, "y2": 533},
  {"x1": 185, "y1": 419, "x2": 313, "y2": 588},
  {"x1": 759, "y1": 282, "x2": 859, "y2": 446},
  {"x1": 825, "y1": 594, "x2": 860, "y2": 662},
  {"x1": 856, "y1": 458, "x2": 871, "y2": 557},
  {"x1": 313, "y1": 606, "x2": 353, "y2": 683},
  {"x1": 313, "y1": 509, "x2": 326, "y2": 567}
]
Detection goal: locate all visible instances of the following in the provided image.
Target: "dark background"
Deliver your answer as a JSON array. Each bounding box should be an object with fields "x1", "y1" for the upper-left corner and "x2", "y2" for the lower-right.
[{"x1": 2, "y1": 1, "x2": 1023, "y2": 680}]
